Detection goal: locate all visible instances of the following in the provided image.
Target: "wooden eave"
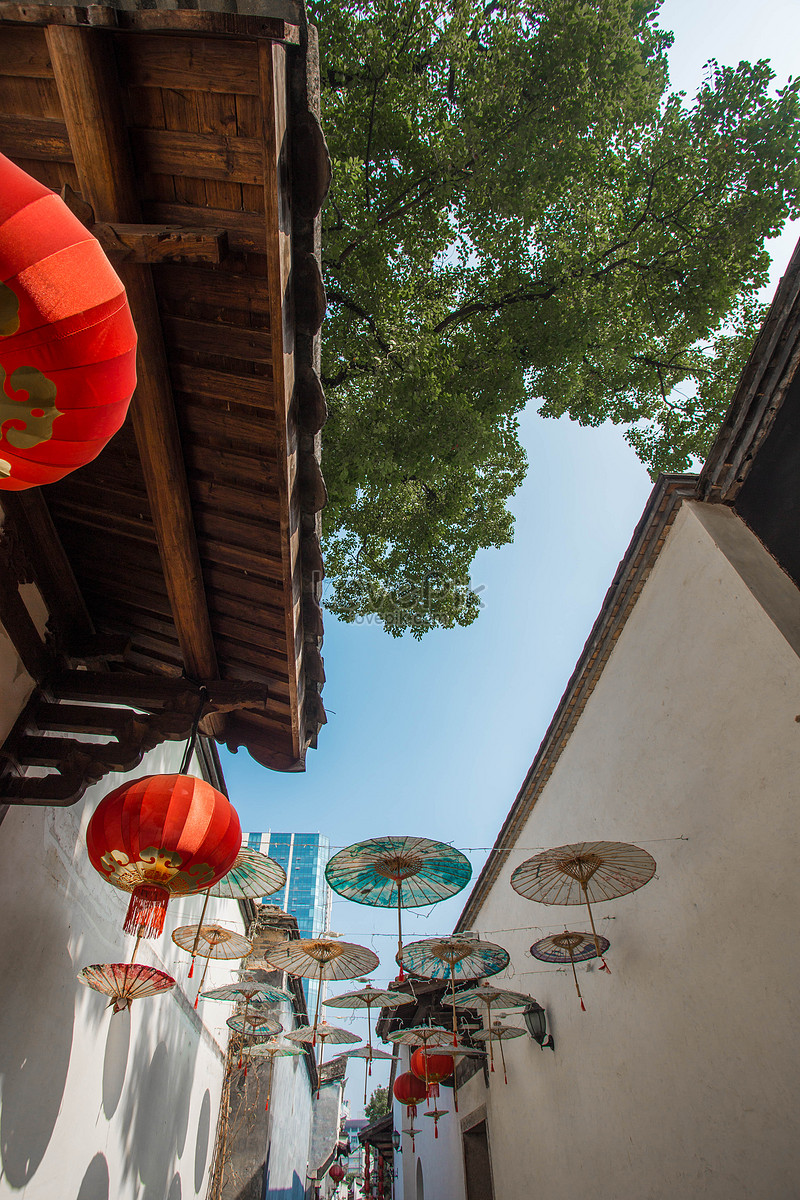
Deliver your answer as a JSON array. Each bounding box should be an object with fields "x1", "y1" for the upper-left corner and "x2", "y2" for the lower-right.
[{"x1": 0, "y1": 3, "x2": 330, "y2": 773}]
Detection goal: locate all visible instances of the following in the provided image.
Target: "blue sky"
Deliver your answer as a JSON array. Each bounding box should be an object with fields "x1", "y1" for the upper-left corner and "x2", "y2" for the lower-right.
[{"x1": 222, "y1": 0, "x2": 800, "y2": 1111}]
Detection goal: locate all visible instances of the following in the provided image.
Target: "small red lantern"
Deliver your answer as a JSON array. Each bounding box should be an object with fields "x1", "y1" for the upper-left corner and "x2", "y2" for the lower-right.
[
  {"x1": 87, "y1": 774, "x2": 241, "y2": 938},
  {"x1": 410, "y1": 1048, "x2": 454, "y2": 1098},
  {"x1": 329, "y1": 1163, "x2": 345, "y2": 1184},
  {"x1": 0, "y1": 153, "x2": 136, "y2": 490},
  {"x1": 393, "y1": 1070, "x2": 428, "y2": 1118}
]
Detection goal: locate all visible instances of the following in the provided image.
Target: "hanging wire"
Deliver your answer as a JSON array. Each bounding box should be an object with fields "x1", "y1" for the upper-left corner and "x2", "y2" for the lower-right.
[{"x1": 179, "y1": 686, "x2": 209, "y2": 775}]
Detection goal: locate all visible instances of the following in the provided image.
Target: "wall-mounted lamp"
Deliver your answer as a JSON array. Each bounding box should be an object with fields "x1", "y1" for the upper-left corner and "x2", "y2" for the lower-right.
[
  {"x1": 391, "y1": 1131, "x2": 401, "y2": 1153},
  {"x1": 523, "y1": 1002, "x2": 555, "y2": 1051}
]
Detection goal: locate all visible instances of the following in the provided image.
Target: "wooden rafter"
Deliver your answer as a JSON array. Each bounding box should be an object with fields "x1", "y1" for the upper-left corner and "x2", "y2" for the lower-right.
[{"x1": 45, "y1": 25, "x2": 220, "y2": 692}]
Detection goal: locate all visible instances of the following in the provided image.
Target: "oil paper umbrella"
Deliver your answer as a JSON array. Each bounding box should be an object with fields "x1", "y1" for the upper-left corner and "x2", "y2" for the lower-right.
[
  {"x1": 257, "y1": 935, "x2": 379, "y2": 1041},
  {"x1": 187, "y1": 849, "x2": 286, "y2": 979},
  {"x1": 470, "y1": 1021, "x2": 525, "y2": 1084},
  {"x1": 398, "y1": 935, "x2": 509, "y2": 1044},
  {"x1": 246, "y1": 1040, "x2": 306, "y2": 1110},
  {"x1": 324, "y1": 982, "x2": 407, "y2": 1075},
  {"x1": 342, "y1": 1043, "x2": 397, "y2": 1104},
  {"x1": 510, "y1": 841, "x2": 656, "y2": 969},
  {"x1": 531, "y1": 931, "x2": 611, "y2": 1011},
  {"x1": 387, "y1": 1024, "x2": 484, "y2": 1116},
  {"x1": 172, "y1": 924, "x2": 252, "y2": 1008},
  {"x1": 226, "y1": 1011, "x2": 282, "y2": 1036},
  {"x1": 78, "y1": 963, "x2": 175, "y2": 1013},
  {"x1": 453, "y1": 983, "x2": 536, "y2": 1072},
  {"x1": 285, "y1": 1021, "x2": 361, "y2": 1096},
  {"x1": 201, "y1": 979, "x2": 292, "y2": 1067},
  {"x1": 325, "y1": 837, "x2": 472, "y2": 982}
]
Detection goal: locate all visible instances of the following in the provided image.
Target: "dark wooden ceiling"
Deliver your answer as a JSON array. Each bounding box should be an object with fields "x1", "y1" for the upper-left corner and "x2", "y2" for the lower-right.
[{"x1": 0, "y1": 4, "x2": 330, "y2": 772}]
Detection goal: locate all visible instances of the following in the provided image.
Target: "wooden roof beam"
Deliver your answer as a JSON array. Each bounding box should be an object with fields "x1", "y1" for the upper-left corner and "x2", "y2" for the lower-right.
[{"x1": 45, "y1": 25, "x2": 221, "y2": 693}]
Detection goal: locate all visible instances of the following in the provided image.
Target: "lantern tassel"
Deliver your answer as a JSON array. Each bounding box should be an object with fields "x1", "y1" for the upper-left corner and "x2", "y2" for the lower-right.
[
  {"x1": 123, "y1": 884, "x2": 169, "y2": 938},
  {"x1": 434, "y1": 1123, "x2": 438, "y2": 1140}
]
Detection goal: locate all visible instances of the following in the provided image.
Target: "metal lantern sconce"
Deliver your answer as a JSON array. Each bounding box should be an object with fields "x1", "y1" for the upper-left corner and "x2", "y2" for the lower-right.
[
  {"x1": 523, "y1": 1002, "x2": 555, "y2": 1051},
  {"x1": 391, "y1": 1130, "x2": 401, "y2": 1153}
]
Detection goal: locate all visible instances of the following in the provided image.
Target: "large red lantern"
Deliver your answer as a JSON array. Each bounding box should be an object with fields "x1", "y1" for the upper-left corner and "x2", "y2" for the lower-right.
[
  {"x1": 0, "y1": 153, "x2": 136, "y2": 489},
  {"x1": 410, "y1": 1048, "x2": 454, "y2": 1098},
  {"x1": 392, "y1": 1070, "x2": 428, "y2": 1118},
  {"x1": 329, "y1": 1163, "x2": 345, "y2": 1184},
  {"x1": 86, "y1": 774, "x2": 241, "y2": 938}
]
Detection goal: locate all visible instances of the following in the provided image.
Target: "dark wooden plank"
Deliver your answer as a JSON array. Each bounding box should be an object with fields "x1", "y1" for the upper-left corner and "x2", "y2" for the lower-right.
[
  {"x1": 163, "y1": 314, "x2": 272, "y2": 363},
  {"x1": 94, "y1": 222, "x2": 227, "y2": 264},
  {"x1": 0, "y1": 26, "x2": 52, "y2": 75},
  {"x1": 46, "y1": 24, "x2": 220, "y2": 687},
  {"x1": 195, "y1": 88, "x2": 243, "y2": 213},
  {"x1": 130, "y1": 128, "x2": 263, "y2": 185},
  {"x1": 184, "y1": 442, "x2": 280, "y2": 491},
  {"x1": 196, "y1": 535, "x2": 283, "y2": 582},
  {"x1": 176, "y1": 400, "x2": 279, "y2": 456},
  {"x1": 147, "y1": 202, "x2": 265, "y2": 252},
  {"x1": 153, "y1": 263, "x2": 271, "y2": 316},
  {"x1": 0, "y1": 113, "x2": 71, "y2": 159},
  {"x1": 189, "y1": 476, "x2": 281, "y2": 522},
  {"x1": 170, "y1": 361, "x2": 273, "y2": 408},
  {"x1": 194, "y1": 509, "x2": 283, "y2": 558},
  {"x1": 0, "y1": 74, "x2": 61, "y2": 118},
  {"x1": 118, "y1": 33, "x2": 259, "y2": 96},
  {"x1": 34, "y1": 702, "x2": 133, "y2": 736},
  {"x1": 110, "y1": 9, "x2": 297, "y2": 41}
]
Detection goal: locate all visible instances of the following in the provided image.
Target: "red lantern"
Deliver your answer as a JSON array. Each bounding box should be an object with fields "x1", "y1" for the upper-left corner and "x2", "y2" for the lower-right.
[
  {"x1": 410, "y1": 1048, "x2": 454, "y2": 1098},
  {"x1": 393, "y1": 1070, "x2": 428, "y2": 1118},
  {"x1": 86, "y1": 774, "x2": 241, "y2": 938},
  {"x1": 329, "y1": 1163, "x2": 345, "y2": 1184},
  {"x1": 0, "y1": 153, "x2": 136, "y2": 490}
]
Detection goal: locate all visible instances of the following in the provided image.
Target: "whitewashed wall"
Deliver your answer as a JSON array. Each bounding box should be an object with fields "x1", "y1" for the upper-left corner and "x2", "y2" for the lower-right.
[
  {"x1": 431, "y1": 501, "x2": 800, "y2": 1200},
  {"x1": 0, "y1": 630, "x2": 248, "y2": 1200}
]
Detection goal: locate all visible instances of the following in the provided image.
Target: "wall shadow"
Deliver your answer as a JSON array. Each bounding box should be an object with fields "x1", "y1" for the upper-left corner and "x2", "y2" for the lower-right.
[
  {"x1": 0, "y1": 907, "x2": 76, "y2": 1187},
  {"x1": 194, "y1": 1089, "x2": 211, "y2": 1193},
  {"x1": 76, "y1": 1152, "x2": 110, "y2": 1200},
  {"x1": 168, "y1": 1172, "x2": 182, "y2": 1200},
  {"x1": 102, "y1": 1007, "x2": 131, "y2": 1119}
]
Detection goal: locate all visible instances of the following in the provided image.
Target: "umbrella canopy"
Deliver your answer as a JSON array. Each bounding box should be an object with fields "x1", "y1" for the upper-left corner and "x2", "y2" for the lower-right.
[
  {"x1": 208, "y1": 848, "x2": 286, "y2": 900},
  {"x1": 511, "y1": 840, "x2": 656, "y2": 965},
  {"x1": 398, "y1": 936, "x2": 510, "y2": 1045},
  {"x1": 258, "y1": 935, "x2": 379, "y2": 1038},
  {"x1": 201, "y1": 981, "x2": 292, "y2": 1005},
  {"x1": 453, "y1": 982, "x2": 537, "y2": 1071},
  {"x1": 324, "y1": 982, "x2": 408, "y2": 1068},
  {"x1": 226, "y1": 1011, "x2": 282, "y2": 1035},
  {"x1": 172, "y1": 923, "x2": 253, "y2": 1008},
  {"x1": 78, "y1": 963, "x2": 175, "y2": 1013},
  {"x1": 243, "y1": 1040, "x2": 306, "y2": 1109},
  {"x1": 531, "y1": 930, "x2": 611, "y2": 1011},
  {"x1": 470, "y1": 1020, "x2": 525, "y2": 1085},
  {"x1": 386, "y1": 1025, "x2": 483, "y2": 1054},
  {"x1": 285, "y1": 1021, "x2": 361, "y2": 1096},
  {"x1": 339, "y1": 1042, "x2": 397, "y2": 1104},
  {"x1": 325, "y1": 837, "x2": 472, "y2": 980}
]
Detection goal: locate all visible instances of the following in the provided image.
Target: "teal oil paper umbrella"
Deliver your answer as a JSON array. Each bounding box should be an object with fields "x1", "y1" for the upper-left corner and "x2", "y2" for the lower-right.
[
  {"x1": 398, "y1": 935, "x2": 509, "y2": 1044},
  {"x1": 172, "y1": 923, "x2": 252, "y2": 1008},
  {"x1": 325, "y1": 837, "x2": 472, "y2": 981},
  {"x1": 201, "y1": 978, "x2": 292, "y2": 1067},
  {"x1": 470, "y1": 1021, "x2": 525, "y2": 1085},
  {"x1": 340, "y1": 1043, "x2": 397, "y2": 1104},
  {"x1": 226, "y1": 1010, "x2": 282, "y2": 1036},
  {"x1": 285, "y1": 1021, "x2": 361, "y2": 1096},
  {"x1": 188, "y1": 849, "x2": 286, "y2": 978},
  {"x1": 324, "y1": 982, "x2": 407, "y2": 1074},
  {"x1": 531, "y1": 930, "x2": 611, "y2": 1011},
  {"x1": 453, "y1": 982, "x2": 535, "y2": 1072}
]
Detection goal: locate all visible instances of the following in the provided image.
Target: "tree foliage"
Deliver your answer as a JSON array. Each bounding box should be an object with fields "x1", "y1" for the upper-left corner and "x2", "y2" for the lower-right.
[
  {"x1": 311, "y1": 0, "x2": 800, "y2": 635},
  {"x1": 364, "y1": 1086, "x2": 390, "y2": 1121}
]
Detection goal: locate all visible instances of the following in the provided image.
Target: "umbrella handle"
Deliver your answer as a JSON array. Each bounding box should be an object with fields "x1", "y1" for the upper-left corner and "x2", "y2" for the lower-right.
[
  {"x1": 190, "y1": 891, "x2": 212, "y2": 976},
  {"x1": 396, "y1": 883, "x2": 405, "y2": 982},
  {"x1": 195, "y1": 952, "x2": 211, "y2": 1010}
]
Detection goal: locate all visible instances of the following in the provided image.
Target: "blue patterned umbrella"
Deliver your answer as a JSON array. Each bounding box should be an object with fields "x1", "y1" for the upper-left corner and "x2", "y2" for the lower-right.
[
  {"x1": 325, "y1": 837, "x2": 472, "y2": 980},
  {"x1": 398, "y1": 935, "x2": 509, "y2": 1045}
]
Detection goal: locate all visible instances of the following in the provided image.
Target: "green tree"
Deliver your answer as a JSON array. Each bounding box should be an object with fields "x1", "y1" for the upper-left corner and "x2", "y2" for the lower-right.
[
  {"x1": 364, "y1": 1085, "x2": 390, "y2": 1121},
  {"x1": 312, "y1": 0, "x2": 800, "y2": 635}
]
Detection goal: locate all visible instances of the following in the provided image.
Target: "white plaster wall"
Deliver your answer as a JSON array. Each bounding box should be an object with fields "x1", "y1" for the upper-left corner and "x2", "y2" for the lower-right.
[
  {"x1": 394, "y1": 1047, "x2": 466, "y2": 1200},
  {"x1": 0, "y1": 678, "x2": 248, "y2": 1200},
  {"x1": 456, "y1": 502, "x2": 800, "y2": 1200}
]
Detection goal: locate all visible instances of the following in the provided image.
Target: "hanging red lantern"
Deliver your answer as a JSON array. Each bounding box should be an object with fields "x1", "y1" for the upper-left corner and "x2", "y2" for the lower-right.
[
  {"x1": 410, "y1": 1048, "x2": 454, "y2": 1098},
  {"x1": 393, "y1": 1070, "x2": 428, "y2": 1119},
  {"x1": 0, "y1": 153, "x2": 136, "y2": 490},
  {"x1": 86, "y1": 774, "x2": 241, "y2": 938},
  {"x1": 329, "y1": 1163, "x2": 345, "y2": 1184}
]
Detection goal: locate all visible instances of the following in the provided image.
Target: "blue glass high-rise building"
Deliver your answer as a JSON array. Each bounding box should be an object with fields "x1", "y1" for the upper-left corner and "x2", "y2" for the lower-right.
[{"x1": 243, "y1": 831, "x2": 332, "y2": 1007}]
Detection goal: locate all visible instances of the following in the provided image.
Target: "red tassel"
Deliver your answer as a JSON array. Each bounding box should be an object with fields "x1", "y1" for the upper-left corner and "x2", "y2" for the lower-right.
[
  {"x1": 188, "y1": 959, "x2": 195, "y2": 979},
  {"x1": 503, "y1": 1071, "x2": 508, "y2": 1085},
  {"x1": 434, "y1": 1124, "x2": 438, "y2": 1140},
  {"x1": 490, "y1": 1061, "x2": 495, "y2": 1072},
  {"x1": 599, "y1": 959, "x2": 611, "y2": 974},
  {"x1": 265, "y1": 1099, "x2": 269, "y2": 1112},
  {"x1": 194, "y1": 994, "x2": 199, "y2": 1010},
  {"x1": 123, "y1": 884, "x2": 169, "y2": 938},
  {"x1": 244, "y1": 1065, "x2": 248, "y2": 1078},
  {"x1": 580, "y1": 999, "x2": 586, "y2": 1012}
]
